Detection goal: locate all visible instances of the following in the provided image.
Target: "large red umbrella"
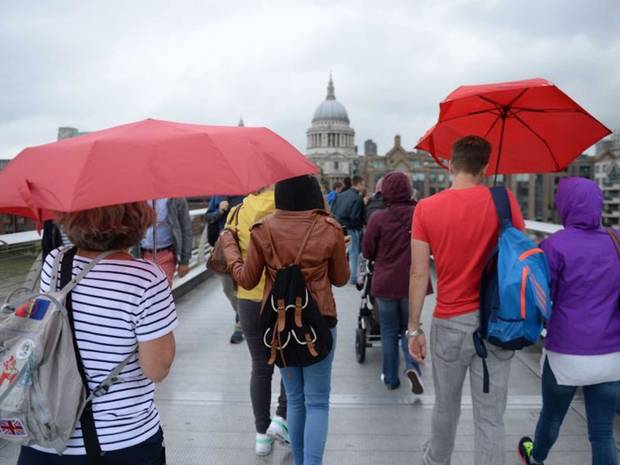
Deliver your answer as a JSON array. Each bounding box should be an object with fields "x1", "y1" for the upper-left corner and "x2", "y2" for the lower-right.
[
  {"x1": 0, "y1": 119, "x2": 318, "y2": 220},
  {"x1": 416, "y1": 78, "x2": 611, "y2": 175}
]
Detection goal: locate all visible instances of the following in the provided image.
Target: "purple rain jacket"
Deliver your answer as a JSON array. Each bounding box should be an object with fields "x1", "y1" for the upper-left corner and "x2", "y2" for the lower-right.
[{"x1": 542, "y1": 177, "x2": 620, "y2": 355}]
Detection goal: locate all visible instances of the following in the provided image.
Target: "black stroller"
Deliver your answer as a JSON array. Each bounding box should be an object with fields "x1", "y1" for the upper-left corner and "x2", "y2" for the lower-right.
[{"x1": 355, "y1": 258, "x2": 381, "y2": 363}]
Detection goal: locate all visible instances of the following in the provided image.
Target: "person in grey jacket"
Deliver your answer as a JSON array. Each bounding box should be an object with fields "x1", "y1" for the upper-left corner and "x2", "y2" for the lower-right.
[{"x1": 134, "y1": 198, "x2": 193, "y2": 284}]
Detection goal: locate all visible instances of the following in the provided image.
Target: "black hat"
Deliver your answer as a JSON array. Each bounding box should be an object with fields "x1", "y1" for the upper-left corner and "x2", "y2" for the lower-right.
[{"x1": 275, "y1": 175, "x2": 324, "y2": 211}]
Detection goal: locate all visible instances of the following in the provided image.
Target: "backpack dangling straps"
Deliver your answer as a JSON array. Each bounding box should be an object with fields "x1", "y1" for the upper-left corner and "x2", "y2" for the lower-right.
[
  {"x1": 606, "y1": 228, "x2": 620, "y2": 257},
  {"x1": 294, "y1": 216, "x2": 319, "y2": 265},
  {"x1": 489, "y1": 186, "x2": 513, "y2": 231},
  {"x1": 60, "y1": 247, "x2": 108, "y2": 465}
]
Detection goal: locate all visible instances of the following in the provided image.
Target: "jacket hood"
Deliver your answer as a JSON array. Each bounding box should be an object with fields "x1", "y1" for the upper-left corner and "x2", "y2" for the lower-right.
[
  {"x1": 382, "y1": 172, "x2": 413, "y2": 206},
  {"x1": 555, "y1": 177, "x2": 602, "y2": 230},
  {"x1": 242, "y1": 189, "x2": 276, "y2": 223}
]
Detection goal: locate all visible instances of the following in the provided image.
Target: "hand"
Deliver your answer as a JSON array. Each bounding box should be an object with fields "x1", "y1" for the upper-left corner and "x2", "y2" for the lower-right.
[
  {"x1": 177, "y1": 264, "x2": 190, "y2": 278},
  {"x1": 219, "y1": 200, "x2": 230, "y2": 212},
  {"x1": 408, "y1": 334, "x2": 426, "y2": 363},
  {"x1": 344, "y1": 235, "x2": 352, "y2": 247}
]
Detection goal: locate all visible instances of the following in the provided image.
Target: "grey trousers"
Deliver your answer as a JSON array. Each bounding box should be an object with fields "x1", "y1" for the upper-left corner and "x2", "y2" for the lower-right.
[
  {"x1": 219, "y1": 274, "x2": 241, "y2": 331},
  {"x1": 238, "y1": 299, "x2": 287, "y2": 434},
  {"x1": 423, "y1": 312, "x2": 514, "y2": 465}
]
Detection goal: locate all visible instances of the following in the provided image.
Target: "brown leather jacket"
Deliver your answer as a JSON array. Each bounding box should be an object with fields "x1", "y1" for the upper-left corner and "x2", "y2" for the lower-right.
[{"x1": 221, "y1": 209, "x2": 350, "y2": 318}]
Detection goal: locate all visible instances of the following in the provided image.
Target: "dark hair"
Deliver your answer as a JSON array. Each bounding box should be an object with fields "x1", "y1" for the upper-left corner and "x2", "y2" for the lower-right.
[
  {"x1": 275, "y1": 175, "x2": 325, "y2": 211},
  {"x1": 342, "y1": 177, "x2": 352, "y2": 190},
  {"x1": 332, "y1": 181, "x2": 343, "y2": 190},
  {"x1": 56, "y1": 202, "x2": 155, "y2": 251},
  {"x1": 451, "y1": 136, "x2": 492, "y2": 175},
  {"x1": 352, "y1": 175, "x2": 365, "y2": 187}
]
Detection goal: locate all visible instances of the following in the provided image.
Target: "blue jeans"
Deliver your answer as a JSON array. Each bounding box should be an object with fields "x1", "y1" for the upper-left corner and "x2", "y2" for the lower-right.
[
  {"x1": 280, "y1": 328, "x2": 336, "y2": 465},
  {"x1": 347, "y1": 229, "x2": 361, "y2": 284},
  {"x1": 375, "y1": 298, "x2": 420, "y2": 387},
  {"x1": 532, "y1": 359, "x2": 620, "y2": 465}
]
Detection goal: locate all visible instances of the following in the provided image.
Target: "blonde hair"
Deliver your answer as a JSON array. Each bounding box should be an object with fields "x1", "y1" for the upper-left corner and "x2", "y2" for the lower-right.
[{"x1": 56, "y1": 202, "x2": 155, "y2": 251}]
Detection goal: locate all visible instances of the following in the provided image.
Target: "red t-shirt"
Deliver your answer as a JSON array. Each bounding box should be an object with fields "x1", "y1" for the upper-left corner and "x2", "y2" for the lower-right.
[{"x1": 411, "y1": 185, "x2": 525, "y2": 319}]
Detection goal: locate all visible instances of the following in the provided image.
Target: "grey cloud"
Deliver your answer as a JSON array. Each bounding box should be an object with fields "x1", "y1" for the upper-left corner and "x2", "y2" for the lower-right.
[{"x1": 0, "y1": 0, "x2": 618, "y2": 160}]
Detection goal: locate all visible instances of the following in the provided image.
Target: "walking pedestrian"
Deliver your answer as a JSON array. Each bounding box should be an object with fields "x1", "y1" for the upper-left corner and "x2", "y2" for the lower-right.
[
  {"x1": 206, "y1": 195, "x2": 245, "y2": 343},
  {"x1": 518, "y1": 178, "x2": 620, "y2": 465},
  {"x1": 134, "y1": 198, "x2": 192, "y2": 285},
  {"x1": 326, "y1": 181, "x2": 343, "y2": 209},
  {"x1": 18, "y1": 202, "x2": 177, "y2": 465},
  {"x1": 364, "y1": 177, "x2": 385, "y2": 223},
  {"x1": 221, "y1": 175, "x2": 349, "y2": 465},
  {"x1": 408, "y1": 136, "x2": 525, "y2": 465},
  {"x1": 331, "y1": 175, "x2": 366, "y2": 284},
  {"x1": 224, "y1": 186, "x2": 289, "y2": 456},
  {"x1": 362, "y1": 172, "x2": 426, "y2": 393}
]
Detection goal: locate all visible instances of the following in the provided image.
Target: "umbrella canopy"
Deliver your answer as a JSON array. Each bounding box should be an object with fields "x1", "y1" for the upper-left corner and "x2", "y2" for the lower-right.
[
  {"x1": 0, "y1": 119, "x2": 318, "y2": 220},
  {"x1": 416, "y1": 78, "x2": 611, "y2": 175}
]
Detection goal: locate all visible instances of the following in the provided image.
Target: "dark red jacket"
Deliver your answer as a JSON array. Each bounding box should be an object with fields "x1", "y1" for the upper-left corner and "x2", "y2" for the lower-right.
[{"x1": 362, "y1": 172, "x2": 418, "y2": 299}]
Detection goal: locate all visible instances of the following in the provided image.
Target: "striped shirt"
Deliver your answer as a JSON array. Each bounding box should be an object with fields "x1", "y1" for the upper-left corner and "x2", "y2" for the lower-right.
[{"x1": 34, "y1": 248, "x2": 178, "y2": 455}]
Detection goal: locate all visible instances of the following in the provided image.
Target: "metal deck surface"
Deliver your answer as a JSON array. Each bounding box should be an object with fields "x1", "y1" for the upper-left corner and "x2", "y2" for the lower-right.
[{"x1": 1, "y1": 276, "x2": 618, "y2": 464}]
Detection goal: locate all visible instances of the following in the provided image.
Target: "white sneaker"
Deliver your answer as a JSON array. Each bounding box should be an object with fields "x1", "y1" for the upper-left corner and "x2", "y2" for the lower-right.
[
  {"x1": 255, "y1": 433, "x2": 273, "y2": 456},
  {"x1": 266, "y1": 416, "x2": 290, "y2": 445},
  {"x1": 406, "y1": 368, "x2": 424, "y2": 395}
]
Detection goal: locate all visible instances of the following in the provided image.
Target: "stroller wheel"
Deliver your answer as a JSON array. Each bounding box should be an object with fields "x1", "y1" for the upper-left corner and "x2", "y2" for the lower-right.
[{"x1": 355, "y1": 327, "x2": 366, "y2": 364}]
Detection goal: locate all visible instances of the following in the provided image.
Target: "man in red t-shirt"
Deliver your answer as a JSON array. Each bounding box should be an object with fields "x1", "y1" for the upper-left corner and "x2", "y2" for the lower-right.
[{"x1": 407, "y1": 136, "x2": 525, "y2": 465}]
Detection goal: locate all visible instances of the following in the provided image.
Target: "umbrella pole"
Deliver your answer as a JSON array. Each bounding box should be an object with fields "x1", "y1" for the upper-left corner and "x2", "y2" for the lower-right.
[{"x1": 493, "y1": 110, "x2": 508, "y2": 187}]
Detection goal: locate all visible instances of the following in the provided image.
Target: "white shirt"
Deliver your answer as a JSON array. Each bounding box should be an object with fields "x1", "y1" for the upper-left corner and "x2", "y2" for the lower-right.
[{"x1": 543, "y1": 349, "x2": 620, "y2": 386}]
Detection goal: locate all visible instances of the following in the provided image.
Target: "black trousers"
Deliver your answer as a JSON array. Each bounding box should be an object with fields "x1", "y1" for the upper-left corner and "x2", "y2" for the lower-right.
[
  {"x1": 238, "y1": 299, "x2": 287, "y2": 433},
  {"x1": 17, "y1": 428, "x2": 165, "y2": 465}
]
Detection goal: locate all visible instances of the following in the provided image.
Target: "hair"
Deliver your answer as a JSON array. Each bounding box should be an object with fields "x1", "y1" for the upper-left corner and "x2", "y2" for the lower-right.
[
  {"x1": 351, "y1": 175, "x2": 365, "y2": 187},
  {"x1": 451, "y1": 135, "x2": 492, "y2": 175},
  {"x1": 275, "y1": 175, "x2": 325, "y2": 211},
  {"x1": 56, "y1": 202, "x2": 156, "y2": 251},
  {"x1": 342, "y1": 177, "x2": 352, "y2": 190},
  {"x1": 332, "y1": 181, "x2": 343, "y2": 191}
]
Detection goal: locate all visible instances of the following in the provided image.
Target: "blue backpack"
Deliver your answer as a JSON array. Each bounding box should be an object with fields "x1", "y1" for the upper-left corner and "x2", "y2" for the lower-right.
[{"x1": 474, "y1": 187, "x2": 552, "y2": 393}]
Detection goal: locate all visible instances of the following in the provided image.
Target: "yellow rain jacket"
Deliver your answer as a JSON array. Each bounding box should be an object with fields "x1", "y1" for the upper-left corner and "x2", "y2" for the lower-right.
[{"x1": 226, "y1": 190, "x2": 275, "y2": 301}]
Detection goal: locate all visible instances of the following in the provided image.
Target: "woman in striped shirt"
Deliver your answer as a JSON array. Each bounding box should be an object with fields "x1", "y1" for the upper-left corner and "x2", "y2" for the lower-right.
[{"x1": 18, "y1": 202, "x2": 177, "y2": 465}]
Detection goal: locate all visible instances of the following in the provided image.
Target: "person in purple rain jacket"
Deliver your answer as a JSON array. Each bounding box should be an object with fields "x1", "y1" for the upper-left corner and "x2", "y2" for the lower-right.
[{"x1": 518, "y1": 177, "x2": 620, "y2": 465}]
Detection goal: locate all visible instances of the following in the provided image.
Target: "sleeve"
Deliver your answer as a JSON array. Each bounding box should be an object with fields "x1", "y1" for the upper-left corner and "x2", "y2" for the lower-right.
[
  {"x1": 540, "y1": 237, "x2": 562, "y2": 304},
  {"x1": 205, "y1": 197, "x2": 225, "y2": 225},
  {"x1": 361, "y1": 214, "x2": 379, "y2": 261},
  {"x1": 328, "y1": 226, "x2": 350, "y2": 287},
  {"x1": 177, "y1": 198, "x2": 193, "y2": 265},
  {"x1": 351, "y1": 196, "x2": 364, "y2": 229},
  {"x1": 411, "y1": 202, "x2": 429, "y2": 243},
  {"x1": 135, "y1": 268, "x2": 178, "y2": 342},
  {"x1": 507, "y1": 189, "x2": 526, "y2": 231},
  {"x1": 223, "y1": 228, "x2": 266, "y2": 290}
]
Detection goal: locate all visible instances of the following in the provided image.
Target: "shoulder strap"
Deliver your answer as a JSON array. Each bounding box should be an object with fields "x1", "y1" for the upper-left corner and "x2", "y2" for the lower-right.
[
  {"x1": 60, "y1": 248, "x2": 107, "y2": 465},
  {"x1": 606, "y1": 227, "x2": 620, "y2": 258},
  {"x1": 490, "y1": 186, "x2": 513, "y2": 230},
  {"x1": 294, "y1": 216, "x2": 319, "y2": 265}
]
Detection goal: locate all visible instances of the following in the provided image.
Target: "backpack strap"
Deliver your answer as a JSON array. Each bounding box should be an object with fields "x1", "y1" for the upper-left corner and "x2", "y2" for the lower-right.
[
  {"x1": 60, "y1": 247, "x2": 107, "y2": 465},
  {"x1": 294, "y1": 216, "x2": 319, "y2": 265},
  {"x1": 490, "y1": 186, "x2": 513, "y2": 230},
  {"x1": 606, "y1": 227, "x2": 620, "y2": 258}
]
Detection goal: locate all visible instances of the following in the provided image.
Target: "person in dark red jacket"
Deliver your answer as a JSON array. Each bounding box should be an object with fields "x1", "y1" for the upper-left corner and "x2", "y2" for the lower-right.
[{"x1": 362, "y1": 171, "x2": 427, "y2": 394}]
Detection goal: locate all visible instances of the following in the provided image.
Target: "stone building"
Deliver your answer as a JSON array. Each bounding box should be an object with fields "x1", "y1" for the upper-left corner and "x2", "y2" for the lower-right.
[
  {"x1": 359, "y1": 135, "x2": 450, "y2": 199},
  {"x1": 306, "y1": 75, "x2": 357, "y2": 185},
  {"x1": 592, "y1": 137, "x2": 620, "y2": 226}
]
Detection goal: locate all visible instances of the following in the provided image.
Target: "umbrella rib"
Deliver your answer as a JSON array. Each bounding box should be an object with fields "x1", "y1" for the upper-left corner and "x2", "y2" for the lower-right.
[
  {"x1": 510, "y1": 112, "x2": 562, "y2": 171},
  {"x1": 483, "y1": 113, "x2": 502, "y2": 138}
]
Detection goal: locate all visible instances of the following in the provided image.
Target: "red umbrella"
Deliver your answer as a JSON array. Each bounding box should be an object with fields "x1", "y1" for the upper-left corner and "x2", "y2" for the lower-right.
[
  {"x1": 0, "y1": 119, "x2": 318, "y2": 220},
  {"x1": 416, "y1": 78, "x2": 611, "y2": 175}
]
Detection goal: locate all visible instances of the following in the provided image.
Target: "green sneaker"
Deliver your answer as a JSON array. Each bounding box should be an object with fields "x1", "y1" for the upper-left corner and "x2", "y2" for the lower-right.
[{"x1": 518, "y1": 436, "x2": 542, "y2": 465}]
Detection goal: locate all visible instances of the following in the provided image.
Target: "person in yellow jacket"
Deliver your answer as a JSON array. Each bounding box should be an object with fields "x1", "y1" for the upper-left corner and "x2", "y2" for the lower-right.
[{"x1": 225, "y1": 186, "x2": 288, "y2": 456}]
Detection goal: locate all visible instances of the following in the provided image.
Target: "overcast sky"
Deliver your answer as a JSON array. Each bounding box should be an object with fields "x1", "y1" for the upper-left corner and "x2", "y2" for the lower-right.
[{"x1": 1, "y1": 0, "x2": 618, "y2": 159}]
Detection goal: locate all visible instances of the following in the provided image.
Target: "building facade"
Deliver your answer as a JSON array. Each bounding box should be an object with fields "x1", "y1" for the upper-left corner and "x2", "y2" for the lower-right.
[
  {"x1": 306, "y1": 76, "x2": 357, "y2": 185},
  {"x1": 593, "y1": 138, "x2": 620, "y2": 226},
  {"x1": 359, "y1": 135, "x2": 450, "y2": 199}
]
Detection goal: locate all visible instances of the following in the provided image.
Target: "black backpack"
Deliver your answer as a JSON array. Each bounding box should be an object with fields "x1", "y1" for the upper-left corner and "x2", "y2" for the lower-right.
[{"x1": 260, "y1": 217, "x2": 333, "y2": 368}]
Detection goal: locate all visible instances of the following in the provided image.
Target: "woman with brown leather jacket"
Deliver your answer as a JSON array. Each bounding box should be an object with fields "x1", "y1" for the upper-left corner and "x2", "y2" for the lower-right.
[{"x1": 220, "y1": 175, "x2": 349, "y2": 465}]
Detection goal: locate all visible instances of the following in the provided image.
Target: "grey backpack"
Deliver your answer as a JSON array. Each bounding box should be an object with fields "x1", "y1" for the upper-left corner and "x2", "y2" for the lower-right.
[{"x1": 0, "y1": 247, "x2": 134, "y2": 454}]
